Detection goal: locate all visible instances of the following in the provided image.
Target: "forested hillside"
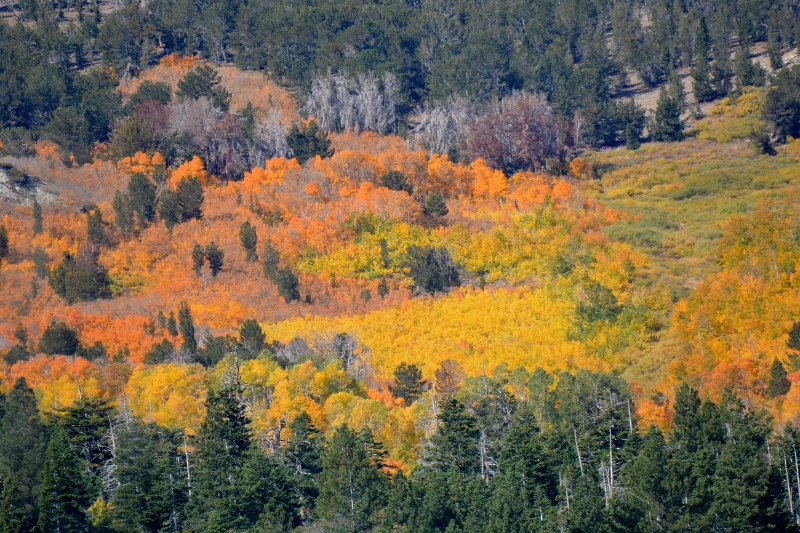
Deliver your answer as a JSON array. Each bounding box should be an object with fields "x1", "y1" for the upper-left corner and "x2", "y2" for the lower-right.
[{"x1": 3, "y1": 0, "x2": 800, "y2": 530}]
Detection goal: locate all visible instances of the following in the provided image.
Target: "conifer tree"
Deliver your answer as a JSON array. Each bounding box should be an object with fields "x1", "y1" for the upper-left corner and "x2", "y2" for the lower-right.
[
  {"x1": 157, "y1": 189, "x2": 181, "y2": 231},
  {"x1": 691, "y1": 53, "x2": 715, "y2": 103},
  {"x1": 111, "y1": 420, "x2": 188, "y2": 532},
  {"x1": 734, "y1": 43, "x2": 765, "y2": 88},
  {"x1": 695, "y1": 15, "x2": 710, "y2": 60},
  {"x1": 38, "y1": 320, "x2": 81, "y2": 355},
  {"x1": 32, "y1": 245, "x2": 47, "y2": 279},
  {"x1": 787, "y1": 322, "x2": 800, "y2": 352},
  {"x1": 0, "y1": 378, "x2": 45, "y2": 532},
  {"x1": 768, "y1": 29, "x2": 783, "y2": 71},
  {"x1": 176, "y1": 176, "x2": 204, "y2": 221},
  {"x1": 619, "y1": 427, "x2": 667, "y2": 529},
  {"x1": 205, "y1": 242, "x2": 224, "y2": 276},
  {"x1": 651, "y1": 87, "x2": 684, "y2": 142},
  {"x1": 565, "y1": 470, "x2": 607, "y2": 533},
  {"x1": 768, "y1": 359, "x2": 791, "y2": 398},
  {"x1": 32, "y1": 199, "x2": 42, "y2": 234},
  {"x1": 275, "y1": 267, "x2": 301, "y2": 303},
  {"x1": 262, "y1": 240, "x2": 281, "y2": 280},
  {"x1": 58, "y1": 398, "x2": 114, "y2": 491},
  {"x1": 390, "y1": 363, "x2": 424, "y2": 404},
  {"x1": 428, "y1": 398, "x2": 480, "y2": 476},
  {"x1": 166, "y1": 311, "x2": 178, "y2": 336},
  {"x1": 239, "y1": 319, "x2": 265, "y2": 356},
  {"x1": 286, "y1": 120, "x2": 333, "y2": 164},
  {"x1": 37, "y1": 425, "x2": 91, "y2": 533},
  {"x1": 191, "y1": 243, "x2": 205, "y2": 275},
  {"x1": 87, "y1": 207, "x2": 104, "y2": 245},
  {"x1": 127, "y1": 173, "x2": 157, "y2": 227},
  {"x1": 113, "y1": 190, "x2": 134, "y2": 234},
  {"x1": 317, "y1": 426, "x2": 387, "y2": 531},
  {"x1": 239, "y1": 221, "x2": 258, "y2": 261},
  {"x1": 0, "y1": 473, "x2": 28, "y2": 533},
  {"x1": 236, "y1": 447, "x2": 300, "y2": 530},
  {"x1": 185, "y1": 386, "x2": 252, "y2": 531},
  {"x1": 0, "y1": 225, "x2": 8, "y2": 268},
  {"x1": 711, "y1": 54, "x2": 734, "y2": 97},
  {"x1": 178, "y1": 301, "x2": 197, "y2": 354},
  {"x1": 377, "y1": 277, "x2": 389, "y2": 297},
  {"x1": 282, "y1": 412, "x2": 323, "y2": 512}
]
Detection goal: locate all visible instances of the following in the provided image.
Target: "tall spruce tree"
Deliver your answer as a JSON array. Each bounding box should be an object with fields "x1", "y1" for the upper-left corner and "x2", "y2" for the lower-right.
[
  {"x1": 651, "y1": 87, "x2": 684, "y2": 142},
  {"x1": 768, "y1": 358, "x2": 791, "y2": 398},
  {"x1": 390, "y1": 363, "x2": 424, "y2": 404},
  {"x1": 127, "y1": 173, "x2": 157, "y2": 228},
  {"x1": 184, "y1": 386, "x2": 252, "y2": 532},
  {"x1": 239, "y1": 221, "x2": 258, "y2": 262},
  {"x1": 317, "y1": 426, "x2": 388, "y2": 532},
  {"x1": 178, "y1": 301, "x2": 197, "y2": 354},
  {"x1": 0, "y1": 225, "x2": 8, "y2": 268},
  {"x1": 236, "y1": 447, "x2": 300, "y2": 531},
  {"x1": 37, "y1": 425, "x2": 91, "y2": 533},
  {"x1": 282, "y1": 412, "x2": 323, "y2": 513},
  {"x1": 427, "y1": 398, "x2": 480, "y2": 476},
  {"x1": 32, "y1": 199, "x2": 43, "y2": 235},
  {"x1": 0, "y1": 378, "x2": 45, "y2": 532},
  {"x1": 205, "y1": 242, "x2": 224, "y2": 277},
  {"x1": 110, "y1": 420, "x2": 188, "y2": 533}
]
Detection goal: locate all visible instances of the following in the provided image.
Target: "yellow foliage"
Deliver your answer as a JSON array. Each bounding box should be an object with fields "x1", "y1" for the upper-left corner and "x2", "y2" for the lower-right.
[{"x1": 125, "y1": 363, "x2": 209, "y2": 433}]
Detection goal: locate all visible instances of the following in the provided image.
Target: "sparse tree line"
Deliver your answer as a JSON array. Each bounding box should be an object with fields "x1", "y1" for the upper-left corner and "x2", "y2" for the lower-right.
[{"x1": 2, "y1": 358, "x2": 800, "y2": 533}]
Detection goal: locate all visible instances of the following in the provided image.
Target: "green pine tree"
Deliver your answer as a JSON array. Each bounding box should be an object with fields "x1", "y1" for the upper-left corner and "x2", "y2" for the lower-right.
[
  {"x1": 317, "y1": 426, "x2": 388, "y2": 532},
  {"x1": 157, "y1": 189, "x2": 181, "y2": 231},
  {"x1": 768, "y1": 359, "x2": 791, "y2": 398},
  {"x1": 275, "y1": 267, "x2": 301, "y2": 303},
  {"x1": 390, "y1": 363, "x2": 424, "y2": 404},
  {"x1": 691, "y1": 53, "x2": 715, "y2": 103},
  {"x1": 239, "y1": 221, "x2": 258, "y2": 261},
  {"x1": 768, "y1": 29, "x2": 784, "y2": 71},
  {"x1": 239, "y1": 319, "x2": 265, "y2": 356},
  {"x1": 184, "y1": 386, "x2": 252, "y2": 532},
  {"x1": 651, "y1": 87, "x2": 684, "y2": 142},
  {"x1": 734, "y1": 43, "x2": 765, "y2": 88},
  {"x1": 282, "y1": 412, "x2": 323, "y2": 512},
  {"x1": 205, "y1": 242, "x2": 224, "y2": 277},
  {"x1": 58, "y1": 398, "x2": 114, "y2": 493},
  {"x1": 37, "y1": 425, "x2": 91, "y2": 533},
  {"x1": 178, "y1": 301, "x2": 197, "y2": 354},
  {"x1": 427, "y1": 398, "x2": 480, "y2": 476},
  {"x1": 565, "y1": 470, "x2": 607, "y2": 533},
  {"x1": 110, "y1": 420, "x2": 188, "y2": 533},
  {"x1": 0, "y1": 473, "x2": 28, "y2": 533},
  {"x1": 127, "y1": 173, "x2": 157, "y2": 228},
  {"x1": 112, "y1": 190, "x2": 134, "y2": 234},
  {"x1": 0, "y1": 378, "x2": 45, "y2": 532},
  {"x1": 191, "y1": 243, "x2": 205, "y2": 276},
  {"x1": 86, "y1": 207, "x2": 104, "y2": 245},
  {"x1": 236, "y1": 447, "x2": 300, "y2": 531},
  {"x1": 0, "y1": 225, "x2": 8, "y2": 268},
  {"x1": 176, "y1": 176, "x2": 204, "y2": 221},
  {"x1": 32, "y1": 199, "x2": 43, "y2": 235},
  {"x1": 32, "y1": 246, "x2": 48, "y2": 279},
  {"x1": 262, "y1": 240, "x2": 281, "y2": 281},
  {"x1": 788, "y1": 322, "x2": 800, "y2": 352},
  {"x1": 287, "y1": 120, "x2": 334, "y2": 165}
]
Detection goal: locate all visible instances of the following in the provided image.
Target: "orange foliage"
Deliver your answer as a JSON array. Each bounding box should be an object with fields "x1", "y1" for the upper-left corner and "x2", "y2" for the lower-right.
[{"x1": 169, "y1": 155, "x2": 210, "y2": 186}]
